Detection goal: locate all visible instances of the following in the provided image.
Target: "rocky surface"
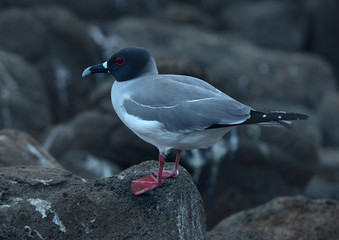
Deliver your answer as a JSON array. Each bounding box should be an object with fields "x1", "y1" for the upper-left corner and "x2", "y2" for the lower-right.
[
  {"x1": 207, "y1": 196, "x2": 339, "y2": 240},
  {"x1": 0, "y1": 161, "x2": 206, "y2": 239}
]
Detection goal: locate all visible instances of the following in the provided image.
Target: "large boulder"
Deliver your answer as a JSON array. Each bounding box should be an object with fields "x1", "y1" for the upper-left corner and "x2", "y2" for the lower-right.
[
  {"x1": 163, "y1": 3, "x2": 216, "y2": 29},
  {"x1": 0, "y1": 129, "x2": 61, "y2": 168},
  {"x1": 0, "y1": 6, "x2": 101, "y2": 122},
  {"x1": 0, "y1": 50, "x2": 51, "y2": 138},
  {"x1": 207, "y1": 196, "x2": 339, "y2": 240},
  {"x1": 311, "y1": 0, "x2": 339, "y2": 78},
  {"x1": 0, "y1": 161, "x2": 206, "y2": 239},
  {"x1": 220, "y1": 1, "x2": 309, "y2": 51}
]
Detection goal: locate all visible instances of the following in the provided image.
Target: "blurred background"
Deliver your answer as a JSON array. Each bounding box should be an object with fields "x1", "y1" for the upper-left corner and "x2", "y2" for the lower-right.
[{"x1": 0, "y1": 0, "x2": 338, "y2": 229}]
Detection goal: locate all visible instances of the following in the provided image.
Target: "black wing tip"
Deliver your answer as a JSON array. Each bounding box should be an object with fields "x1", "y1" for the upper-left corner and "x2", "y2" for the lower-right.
[
  {"x1": 290, "y1": 113, "x2": 309, "y2": 120},
  {"x1": 205, "y1": 111, "x2": 309, "y2": 130},
  {"x1": 260, "y1": 111, "x2": 309, "y2": 120},
  {"x1": 298, "y1": 114, "x2": 309, "y2": 120}
]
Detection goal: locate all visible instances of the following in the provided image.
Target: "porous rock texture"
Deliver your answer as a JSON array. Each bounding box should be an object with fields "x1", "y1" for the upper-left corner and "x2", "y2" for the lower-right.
[
  {"x1": 0, "y1": 161, "x2": 206, "y2": 240},
  {"x1": 207, "y1": 196, "x2": 339, "y2": 240}
]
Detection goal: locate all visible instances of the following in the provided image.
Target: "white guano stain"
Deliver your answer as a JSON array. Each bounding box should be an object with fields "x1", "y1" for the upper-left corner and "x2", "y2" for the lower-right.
[
  {"x1": 28, "y1": 198, "x2": 66, "y2": 233},
  {"x1": 35, "y1": 179, "x2": 53, "y2": 186},
  {"x1": 117, "y1": 175, "x2": 125, "y2": 180},
  {"x1": 29, "y1": 198, "x2": 50, "y2": 218}
]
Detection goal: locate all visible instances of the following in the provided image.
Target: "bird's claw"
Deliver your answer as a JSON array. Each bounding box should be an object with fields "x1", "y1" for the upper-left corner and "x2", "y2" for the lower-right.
[{"x1": 131, "y1": 175, "x2": 162, "y2": 195}]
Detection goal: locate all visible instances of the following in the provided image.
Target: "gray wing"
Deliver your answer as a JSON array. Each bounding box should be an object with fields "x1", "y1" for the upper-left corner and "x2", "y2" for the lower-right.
[{"x1": 124, "y1": 75, "x2": 252, "y2": 132}]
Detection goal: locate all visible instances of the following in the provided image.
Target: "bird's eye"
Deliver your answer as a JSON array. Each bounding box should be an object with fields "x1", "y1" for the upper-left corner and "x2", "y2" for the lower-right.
[{"x1": 115, "y1": 57, "x2": 125, "y2": 66}]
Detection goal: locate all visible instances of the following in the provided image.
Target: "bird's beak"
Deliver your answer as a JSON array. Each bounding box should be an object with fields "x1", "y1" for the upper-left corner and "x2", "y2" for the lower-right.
[{"x1": 82, "y1": 62, "x2": 109, "y2": 77}]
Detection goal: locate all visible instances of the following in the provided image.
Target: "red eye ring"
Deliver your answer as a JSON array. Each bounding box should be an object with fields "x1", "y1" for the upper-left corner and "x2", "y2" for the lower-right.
[{"x1": 115, "y1": 57, "x2": 125, "y2": 66}]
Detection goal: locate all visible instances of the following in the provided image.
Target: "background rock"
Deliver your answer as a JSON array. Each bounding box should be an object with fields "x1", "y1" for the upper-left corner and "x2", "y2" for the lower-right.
[
  {"x1": 0, "y1": 129, "x2": 61, "y2": 168},
  {"x1": 101, "y1": 17, "x2": 337, "y2": 109},
  {"x1": 220, "y1": 1, "x2": 308, "y2": 51},
  {"x1": 0, "y1": 0, "x2": 338, "y2": 77},
  {"x1": 200, "y1": 126, "x2": 319, "y2": 228},
  {"x1": 311, "y1": 0, "x2": 339, "y2": 77},
  {"x1": 0, "y1": 6, "x2": 101, "y2": 122},
  {"x1": 317, "y1": 93, "x2": 339, "y2": 147},
  {"x1": 208, "y1": 196, "x2": 339, "y2": 240},
  {"x1": 0, "y1": 161, "x2": 206, "y2": 239},
  {"x1": 40, "y1": 109, "x2": 157, "y2": 171},
  {"x1": 0, "y1": 50, "x2": 51, "y2": 138},
  {"x1": 58, "y1": 149, "x2": 121, "y2": 180},
  {"x1": 164, "y1": 3, "x2": 216, "y2": 28}
]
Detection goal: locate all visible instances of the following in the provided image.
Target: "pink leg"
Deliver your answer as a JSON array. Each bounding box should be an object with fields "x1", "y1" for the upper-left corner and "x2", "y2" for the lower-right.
[
  {"x1": 131, "y1": 152, "x2": 165, "y2": 195},
  {"x1": 155, "y1": 149, "x2": 182, "y2": 178}
]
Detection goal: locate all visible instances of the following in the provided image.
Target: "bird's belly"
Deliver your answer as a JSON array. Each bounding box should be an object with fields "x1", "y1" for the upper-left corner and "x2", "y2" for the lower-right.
[
  {"x1": 134, "y1": 126, "x2": 233, "y2": 152},
  {"x1": 113, "y1": 102, "x2": 232, "y2": 152},
  {"x1": 174, "y1": 128, "x2": 234, "y2": 150}
]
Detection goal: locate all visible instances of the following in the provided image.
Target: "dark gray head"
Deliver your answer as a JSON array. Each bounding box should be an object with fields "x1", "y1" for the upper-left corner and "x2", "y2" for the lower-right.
[{"x1": 82, "y1": 47, "x2": 158, "y2": 81}]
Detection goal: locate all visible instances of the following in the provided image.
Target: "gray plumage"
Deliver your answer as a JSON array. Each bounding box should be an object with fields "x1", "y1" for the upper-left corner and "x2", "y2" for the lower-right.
[{"x1": 123, "y1": 75, "x2": 251, "y2": 132}]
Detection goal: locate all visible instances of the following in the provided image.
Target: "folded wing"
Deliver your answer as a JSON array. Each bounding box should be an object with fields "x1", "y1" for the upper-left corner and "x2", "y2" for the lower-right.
[{"x1": 123, "y1": 75, "x2": 252, "y2": 132}]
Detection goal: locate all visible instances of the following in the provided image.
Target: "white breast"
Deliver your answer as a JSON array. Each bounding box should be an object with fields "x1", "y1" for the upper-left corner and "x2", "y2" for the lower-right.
[{"x1": 111, "y1": 80, "x2": 170, "y2": 152}]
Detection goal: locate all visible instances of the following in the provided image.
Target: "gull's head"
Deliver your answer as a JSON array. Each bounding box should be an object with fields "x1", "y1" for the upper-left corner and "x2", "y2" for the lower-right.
[{"x1": 82, "y1": 47, "x2": 158, "y2": 82}]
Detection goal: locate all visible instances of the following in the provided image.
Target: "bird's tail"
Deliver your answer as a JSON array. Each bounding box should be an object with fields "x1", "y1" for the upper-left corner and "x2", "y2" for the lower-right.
[{"x1": 244, "y1": 110, "x2": 309, "y2": 128}]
